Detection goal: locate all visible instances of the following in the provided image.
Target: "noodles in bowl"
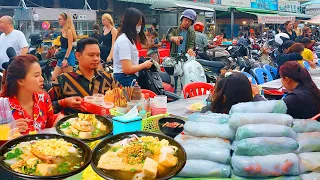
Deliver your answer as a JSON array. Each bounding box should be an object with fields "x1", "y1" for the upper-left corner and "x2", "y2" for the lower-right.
[
  {"x1": 91, "y1": 132, "x2": 186, "y2": 180},
  {"x1": 0, "y1": 134, "x2": 92, "y2": 179}
]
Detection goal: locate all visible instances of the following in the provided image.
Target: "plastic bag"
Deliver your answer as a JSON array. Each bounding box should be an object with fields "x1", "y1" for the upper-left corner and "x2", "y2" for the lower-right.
[
  {"x1": 183, "y1": 144, "x2": 230, "y2": 164},
  {"x1": 178, "y1": 160, "x2": 231, "y2": 178},
  {"x1": 232, "y1": 174, "x2": 300, "y2": 180},
  {"x1": 292, "y1": 119, "x2": 320, "y2": 133},
  {"x1": 229, "y1": 100, "x2": 287, "y2": 114},
  {"x1": 229, "y1": 113, "x2": 293, "y2": 129},
  {"x1": 298, "y1": 152, "x2": 320, "y2": 174},
  {"x1": 175, "y1": 134, "x2": 231, "y2": 149},
  {"x1": 187, "y1": 112, "x2": 229, "y2": 124},
  {"x1": 235, "y1": 124, "x2": 297, "y2": 141},
  {"x1": 300, "y1": 172, "x2": 320, "y2": 180},
  {"x1": 232, "y1": 153, "x2": 300, "y2": 177},
  {"x1": 233, "y1": 137, "x2": 299, "y2": 156},
  {"x1": 296, "y1": 132, "x2": 320, "y2": 153},
  {"x1": 184, "y1": 121, "x2": 235, "y2": 140}
]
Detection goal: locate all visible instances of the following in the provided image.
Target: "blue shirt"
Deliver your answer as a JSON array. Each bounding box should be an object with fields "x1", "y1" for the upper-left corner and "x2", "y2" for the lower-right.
[{"x1": 177, "y1": 30, "x2": 187, "y2": 54}]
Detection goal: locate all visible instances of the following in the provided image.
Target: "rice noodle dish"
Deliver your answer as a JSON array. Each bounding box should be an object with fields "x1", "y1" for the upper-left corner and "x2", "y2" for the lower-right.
[
  {"x1": 3, "y1": 139, "x2": 84, "y2": 176},
  {"x1": 97, "y1": 135, "x2": 179, "y2": 180},
  {"x1": 60, "y1": 113, "x2": 108, "y2": 139}
]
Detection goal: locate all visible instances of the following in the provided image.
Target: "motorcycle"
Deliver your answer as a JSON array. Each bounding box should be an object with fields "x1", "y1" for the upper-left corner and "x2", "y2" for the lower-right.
[
  {"x1": 162, "y1": 53, "x2": 207, "y2": 92},
  {"x1": 194, "y1": 47, "x2": 226, "y2": 83}
]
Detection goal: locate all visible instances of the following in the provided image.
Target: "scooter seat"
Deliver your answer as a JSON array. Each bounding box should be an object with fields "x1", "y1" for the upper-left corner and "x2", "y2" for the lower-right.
[{"x1": 197, "y1": 59, "x2": 224, "y2": 68}]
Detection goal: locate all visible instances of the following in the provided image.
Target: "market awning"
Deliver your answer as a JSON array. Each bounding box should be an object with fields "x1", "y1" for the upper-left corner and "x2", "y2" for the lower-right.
[
  {"x1": 150, "y1": 0, "x2": 228, "y2": 12},
  {"x1": 117, "y1": 0, "x2": 156, "y2": 4},
  {"x1": 301, "y1": 0, "x2": 320, "y2": 6},
  {"x1": 235, "y1": 8, "x2": 295, "y2": 24},
  {"x1": 278, "y1": 12, "x2": 312, "y2": 19},
  {"x1": 235, "y1": 7, "x2": 278, "y2": 14},
  {"x1": 302, "y1": 14, "x2": 320, "y2": 25}
]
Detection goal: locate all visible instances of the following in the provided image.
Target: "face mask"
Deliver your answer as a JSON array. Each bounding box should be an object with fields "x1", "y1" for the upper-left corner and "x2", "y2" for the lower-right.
[{"x1": 136, "y1": 26, "x2": 141, "y2": 33}]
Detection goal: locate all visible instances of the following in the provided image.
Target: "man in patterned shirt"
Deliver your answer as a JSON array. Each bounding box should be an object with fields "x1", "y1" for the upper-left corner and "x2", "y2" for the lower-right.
[{"x1": 49, "y1": 38, "x2": 119, "y2": 114}]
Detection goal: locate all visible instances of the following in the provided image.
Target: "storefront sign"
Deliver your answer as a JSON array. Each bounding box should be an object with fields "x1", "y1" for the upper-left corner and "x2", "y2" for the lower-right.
[
  {"x1": 305, "y1": 4, "x2": 320, "y2": 16},
  {"x1": 192, "y1": 0, "x2": 215, "y2": 4},
  {"x1": 278, "y1": 0, "x2": 300, "y2": 13},
  {"x1": 251, "y1": 0, "x2": 278, "y2": 11},
  {"x1": 258, "y1": 15, "x2": 295, "y2": 24},
  {"x1": 221, "y1": 0, "x2": 251, "y2": 8}
]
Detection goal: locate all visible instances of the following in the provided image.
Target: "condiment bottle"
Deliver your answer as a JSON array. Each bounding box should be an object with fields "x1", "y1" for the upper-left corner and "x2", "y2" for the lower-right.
[
  {"x1": 131, "y1": 82, "x2": 142, "y2": 101},
  {"x1": 144, "y1": 93, "x2": 151, "y2": 117},
  {"x1": 139, "y1": 108, "x2": 147, "y2": 119}
]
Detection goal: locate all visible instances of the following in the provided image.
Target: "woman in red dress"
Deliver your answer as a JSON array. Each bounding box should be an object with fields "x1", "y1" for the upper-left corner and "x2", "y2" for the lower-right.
[{"x1": 1, "y1": 54, "x2": 63, "y2": 134}]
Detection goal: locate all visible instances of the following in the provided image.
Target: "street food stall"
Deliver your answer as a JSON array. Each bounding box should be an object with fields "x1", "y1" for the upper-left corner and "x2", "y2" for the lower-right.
[{"x1": 14, "y1": 7, "x2": 96, "y2": 41}]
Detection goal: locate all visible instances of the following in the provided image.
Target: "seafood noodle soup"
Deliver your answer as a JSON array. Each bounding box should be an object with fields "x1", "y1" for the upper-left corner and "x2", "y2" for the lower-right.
[
  {"x1": 60, "y1": 114, "x2": 108, "y2": 139},
  {"x1": 3, "y1": 139, "x2": 84, "y2": 176},
  {"x1": 97, "y1": 135, "x2": 179, "y2": 180}
]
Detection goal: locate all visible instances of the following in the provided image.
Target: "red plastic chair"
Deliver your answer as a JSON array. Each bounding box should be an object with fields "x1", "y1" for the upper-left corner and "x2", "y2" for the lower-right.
[
  {"x1": 141, "y1": 89, "x2": 157, "y2": 98},
  {"x1": 183, "y1": 82, "x2": 214, "y2": 99},
  {"x1": 139, "y1": 49, "x2": 147, "y2": 57},
  {"x1": 311, "y1": 113, "x2": 320, "y2": 121},
  {"x1": 159, "y1": 49, "x2": 170, "y2": 57}
]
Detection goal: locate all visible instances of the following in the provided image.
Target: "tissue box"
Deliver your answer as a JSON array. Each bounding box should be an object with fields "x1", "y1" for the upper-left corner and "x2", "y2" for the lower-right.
[{"x1": 112, "y1": 116, "x2": 142, "y2": 135}]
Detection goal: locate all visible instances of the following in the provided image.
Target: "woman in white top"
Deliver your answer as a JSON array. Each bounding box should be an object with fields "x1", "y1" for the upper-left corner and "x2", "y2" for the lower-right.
[{"x1": 113, "y1": 8, "x2": 153, "y2": 87}]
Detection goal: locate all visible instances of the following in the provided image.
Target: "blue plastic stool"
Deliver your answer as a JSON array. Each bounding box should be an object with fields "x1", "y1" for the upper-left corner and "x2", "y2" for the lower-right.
[
  {"x1": 263, "y1": 64, "x2": 277, "y2": 79},
  {"x1": 303, "y1": 61, "x2": 310, "y2": 71},
  {"x1": 252, "y1": 68, "x2": 274, "y2": 84},
  {"x1": 241, "y1": 71, "x2": 257, "y2": 85}
]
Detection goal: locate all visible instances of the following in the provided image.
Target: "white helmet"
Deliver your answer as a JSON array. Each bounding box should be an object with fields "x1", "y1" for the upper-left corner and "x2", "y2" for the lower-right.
[{"x1": 275, "y1": 33, "x2": 290, "y2": 46}]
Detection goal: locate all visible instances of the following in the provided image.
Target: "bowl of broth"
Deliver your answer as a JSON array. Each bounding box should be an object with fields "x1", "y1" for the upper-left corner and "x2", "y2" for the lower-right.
[
  {"x1": 0, "y1": 134, "x2": 92, "y2": 179},
  {"x1": 56, "y1": 113, "x2": 113, "y2": 142},
  {"x1": 91, "y1": 132, "x2": 187, "y2": 180}
]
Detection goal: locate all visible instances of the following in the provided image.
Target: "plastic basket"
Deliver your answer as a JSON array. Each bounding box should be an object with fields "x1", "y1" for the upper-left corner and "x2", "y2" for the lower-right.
[
  {"x1": 82, "y1": 102, "x2": 110, "y2": 116},
  {"x1": 109, "y1": 108, "x2": 169, "y2": 132}
]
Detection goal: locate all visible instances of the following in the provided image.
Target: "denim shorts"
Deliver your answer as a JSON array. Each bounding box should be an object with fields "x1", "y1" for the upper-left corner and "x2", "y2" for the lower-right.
[
  {"x1": 57, "y1": 49, "x2": 76, "y2": 67},
  {"x1": 114, "y1": 73, "x2": 138, "y2": 87}
]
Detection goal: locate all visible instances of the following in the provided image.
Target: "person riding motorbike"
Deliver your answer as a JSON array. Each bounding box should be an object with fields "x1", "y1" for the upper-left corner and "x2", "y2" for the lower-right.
[
  {"x1": 46, "y1": 36, "x2": 61, "y2": 59},
  {"x1": 168, "y1": 9, "x2": 196, "y2": 57},
  {"x1": 194, "y1": 21, "x2": 215, "y2": 60}
]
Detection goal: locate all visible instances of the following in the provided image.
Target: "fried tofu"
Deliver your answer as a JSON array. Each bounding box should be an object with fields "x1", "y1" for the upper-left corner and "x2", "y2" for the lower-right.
[
  {"x1": 78, "y1": 132, "x2": 92, "y2": 139},
  {"x1": 36, "y1": 164, "x2": 57, "y2": 176},
  {"x1": 159, "y1": 152, "x2": 177, "y2": 167},
  {"x1": 142, "y1": 158, "x2": 158, "y2": 179}
]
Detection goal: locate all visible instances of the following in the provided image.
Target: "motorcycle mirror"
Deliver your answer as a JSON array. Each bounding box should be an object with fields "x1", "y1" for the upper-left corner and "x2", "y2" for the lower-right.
[{"x1": 6, "y1": 47, "x2": 16, "y2": 60}]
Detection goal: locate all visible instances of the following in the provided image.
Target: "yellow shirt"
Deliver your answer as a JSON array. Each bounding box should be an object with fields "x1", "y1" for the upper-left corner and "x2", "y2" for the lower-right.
[{"x1": 301, "y1": 48, "x2": 314, "y2": 62}]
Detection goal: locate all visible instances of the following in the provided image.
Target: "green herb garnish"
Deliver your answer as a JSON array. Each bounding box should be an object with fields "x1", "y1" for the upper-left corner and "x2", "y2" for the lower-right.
[
  {"x1": 111, "y1": 146, "x2": 122, "y2": 152},
  {"x1": 130, "y1": 168, "x2": 136, "y2": 172},
  {"x1": 57, "y1": 162, "x2": 70, "y2": 174},
  {"x1": 91, "y1": 129, "x2": 100, "y2": 136},
  {"x1": 60, "y1": 122, "x2": 71, "y2": 129}
]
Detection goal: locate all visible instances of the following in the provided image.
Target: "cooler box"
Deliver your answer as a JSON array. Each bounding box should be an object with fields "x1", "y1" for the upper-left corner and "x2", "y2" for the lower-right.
[{"x1": 112, "y1": 116, "x2": 142, "y2": 135}]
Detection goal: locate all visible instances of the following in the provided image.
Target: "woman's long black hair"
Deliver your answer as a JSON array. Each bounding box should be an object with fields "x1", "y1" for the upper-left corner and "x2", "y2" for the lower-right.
[
  {"x1": 280, "y1": 61, "x2": 320, "y2": 113},
  {"x1": 211, "y1": 72, "x2": 253, "y2": 114},
  {"x1": 119, "y1": 8, "x2": 147, "y2": 45}
]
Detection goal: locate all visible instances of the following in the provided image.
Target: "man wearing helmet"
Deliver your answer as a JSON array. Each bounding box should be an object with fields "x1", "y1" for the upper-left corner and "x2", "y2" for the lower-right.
[
  {"x1": 194, "y1": 21, "x2": 215, "y2": 60},
  {"x1": 168, "y1": 9, "x2": 196, "y2": 57}
]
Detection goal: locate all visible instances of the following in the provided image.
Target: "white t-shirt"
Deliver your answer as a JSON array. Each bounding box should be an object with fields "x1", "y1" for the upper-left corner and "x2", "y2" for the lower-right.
[
  {"x1": 0, "y1": 30, "x2": 29, "y2": 67},
  {"x1": 113, "y1": 33, "x2": 139, "y2": 74}
]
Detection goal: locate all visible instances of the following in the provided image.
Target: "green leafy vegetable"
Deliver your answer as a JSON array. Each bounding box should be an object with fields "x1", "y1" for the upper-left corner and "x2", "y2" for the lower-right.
[
  {"x1": 5, "y1": 148, "x2": 23, "y2": 160},
  {"x1": 60, "y1": 122, "x2": 71, "y2": 129},
  {"x1": 57, "y1": 162, "x2": 70, "y2": 174},
  {"x1": 21, "y1": 165, "x2": 36, "y2": 174},
  {"x1": 111, "y1": 146, "x2": 122, "y2": 152},
  {"x1": 91, "y1": 129, "x2": 100, "y2": 136},
  {"x1": 130, "y1": 168, "x2": 136, "y2": 172}
]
